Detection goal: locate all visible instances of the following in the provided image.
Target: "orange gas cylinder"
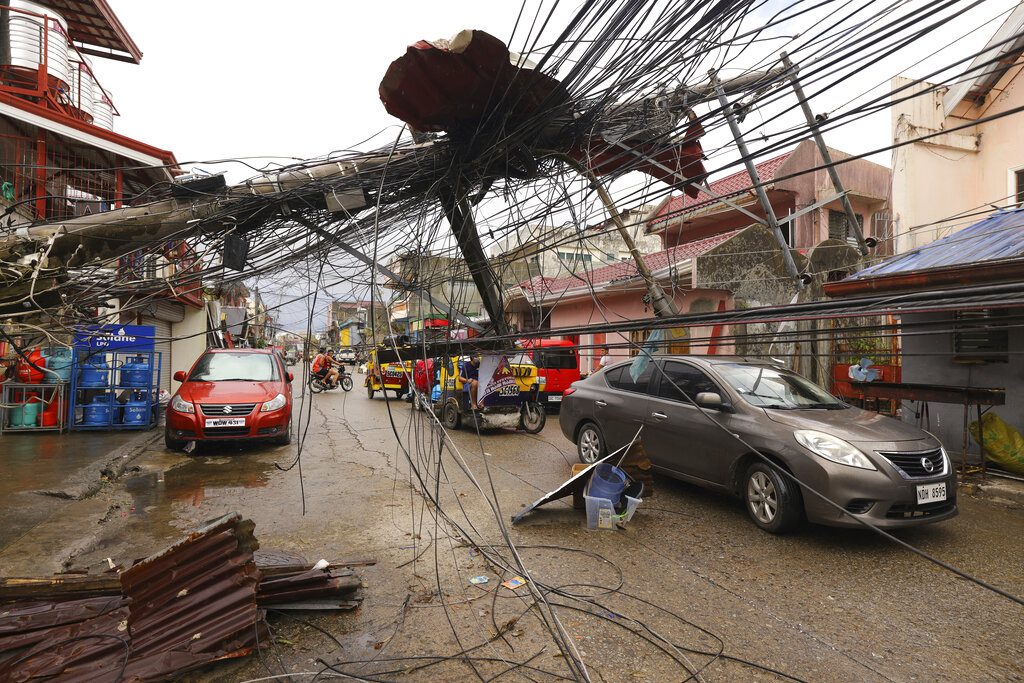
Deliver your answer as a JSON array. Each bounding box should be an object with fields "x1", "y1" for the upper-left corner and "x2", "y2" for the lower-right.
[
  {"x1": 38, "y1": 390, "x2": 60, "y2": 427},
  {"x1": 16, "y1": 348, "x2": 46, "y2": 384}
]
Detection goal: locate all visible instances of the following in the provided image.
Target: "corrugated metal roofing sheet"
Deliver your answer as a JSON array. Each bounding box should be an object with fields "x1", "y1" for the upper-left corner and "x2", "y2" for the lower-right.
[
  {"x1": 0, "y1": 513, "x2": 266, "y2": 681},
  {"x1": 846, "y1": 207, "x2": 1024, "y2": 280}
]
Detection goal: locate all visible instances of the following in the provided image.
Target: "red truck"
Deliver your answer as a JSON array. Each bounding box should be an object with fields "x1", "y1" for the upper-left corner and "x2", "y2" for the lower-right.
[{"x1": 517, "y1": 337, "x2": 580, "y2": 411}]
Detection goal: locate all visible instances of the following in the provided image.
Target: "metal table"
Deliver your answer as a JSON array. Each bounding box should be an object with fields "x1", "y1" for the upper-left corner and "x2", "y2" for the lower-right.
[{"x1": 852, "y1": 381, "x2": 1005, "y2": 477}]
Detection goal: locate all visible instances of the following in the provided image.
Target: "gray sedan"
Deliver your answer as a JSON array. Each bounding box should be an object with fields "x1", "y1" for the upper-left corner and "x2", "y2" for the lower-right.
[{"x1": 559, "y1": 356, "x2": 957, "y2": 533}]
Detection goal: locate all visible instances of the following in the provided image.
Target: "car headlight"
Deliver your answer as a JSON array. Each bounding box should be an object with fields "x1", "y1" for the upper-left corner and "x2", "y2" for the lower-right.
[
  {"x1": 170, "y1": 394, "x2": 194, "y2": 414},
  {"x1": 261, "y1": 393, "x2": 287, "y2": 412},
  {"x1": 794, "y1": 430, "x2": 876, "y2": 470},
  {"x1": 939, "y1": 445, "x2": 951, "y2": 473}
]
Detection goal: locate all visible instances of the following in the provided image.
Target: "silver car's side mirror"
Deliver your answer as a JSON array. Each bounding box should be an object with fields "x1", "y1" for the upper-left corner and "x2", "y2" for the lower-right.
[{"x1": 695, "y1": 392, "x2": 724, "y2": 409}]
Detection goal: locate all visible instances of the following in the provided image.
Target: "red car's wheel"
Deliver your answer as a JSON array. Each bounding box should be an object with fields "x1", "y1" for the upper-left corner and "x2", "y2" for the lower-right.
[
  {"x1": 273, "y1": 415, "x2": 292, "y2": 446},
  {"x1": 165, "y1": 430, "x2": 187, "y2": 452}
]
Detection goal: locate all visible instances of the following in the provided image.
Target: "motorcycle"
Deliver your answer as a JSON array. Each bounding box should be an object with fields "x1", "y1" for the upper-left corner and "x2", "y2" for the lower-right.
[{"x1": 308, "y1": 367, "x2": 354, "y2": 394}]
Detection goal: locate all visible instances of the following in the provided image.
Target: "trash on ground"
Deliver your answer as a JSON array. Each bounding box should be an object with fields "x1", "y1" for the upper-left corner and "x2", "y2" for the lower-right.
[
  {"x1": 585, "y1": 474, "x2": 644, "y2": 531},
  {"x1": 511, "y1": 451, "x2": 617, "y2": 524},
  {"x1": 501, "y1": 576, "x2": 526, "y2": 590},
  {"x1": 511, "y1": 443, "x2": 645, "y2": 527},
  {"x1": 469, "y1": 576, "x2": 489, "y2": 585}
]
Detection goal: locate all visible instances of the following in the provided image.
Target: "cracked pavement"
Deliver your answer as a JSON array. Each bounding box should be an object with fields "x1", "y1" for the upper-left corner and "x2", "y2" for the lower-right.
[{"x1": 0, "y1": 373, "x2": 1022, "y2": 681}]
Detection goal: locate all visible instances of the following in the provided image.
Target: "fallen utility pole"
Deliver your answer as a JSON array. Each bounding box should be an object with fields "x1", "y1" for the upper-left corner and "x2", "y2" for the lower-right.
[
  {"x1": 439, "y1": 188, "x2": 511, "y2": 336},
  {"x1": 782, "y1": 51, "x2": 869, "y2": 256},
  {"x1": 711, "y1": 69, "x2": 804, "y2": 287}
]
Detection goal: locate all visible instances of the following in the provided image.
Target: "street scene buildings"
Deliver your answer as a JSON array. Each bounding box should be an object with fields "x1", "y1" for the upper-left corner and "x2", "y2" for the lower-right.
[{"x1": 0, "y1": 2, "x2": 1022, "y2": 681}]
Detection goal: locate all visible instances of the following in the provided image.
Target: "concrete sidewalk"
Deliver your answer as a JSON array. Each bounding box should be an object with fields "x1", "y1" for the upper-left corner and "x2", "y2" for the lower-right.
[
  {"x1": 962, "y1": 472, "x2": 1024, "y2": 509},
  {"x1": 0, "y1": 429, "x2": 157, "y2": 498},
  {"x1": 0, "y1": 428, "x2": 159, "y2": 565}
]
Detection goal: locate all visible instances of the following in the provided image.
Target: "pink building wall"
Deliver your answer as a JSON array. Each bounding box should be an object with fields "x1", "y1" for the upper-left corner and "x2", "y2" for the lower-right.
[{"x1": 546, "y1": 288, "x2": 734, "y2": 372}]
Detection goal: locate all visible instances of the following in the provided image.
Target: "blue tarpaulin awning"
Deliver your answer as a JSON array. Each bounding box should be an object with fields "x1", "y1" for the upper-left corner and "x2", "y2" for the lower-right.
[{"x1": 847, "y1": 207, "x2": 1024, "y2": 281}]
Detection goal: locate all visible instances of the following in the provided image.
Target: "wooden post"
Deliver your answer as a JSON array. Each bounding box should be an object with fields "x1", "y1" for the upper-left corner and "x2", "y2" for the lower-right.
[
  {"x1": 34, "y1": 129, "x2": 46, "y2": 219},
  {"x1": 114, "y1": 168, "x2": 123, "y2": 209}
]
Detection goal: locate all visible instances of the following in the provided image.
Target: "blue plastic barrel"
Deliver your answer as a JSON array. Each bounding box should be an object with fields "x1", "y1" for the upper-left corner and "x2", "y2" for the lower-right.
[
  {"x1": 589, "y1": 463, "x2": 627, "y2": 506},
  {"x1": 42, "y1": 347, "x2": 73, "y2": 382},
  {"x1": 8, "y1": 402, "x2": 25, "y2": 427},
  {"x1": 120, "y1": 355, "x2": 150, "y2": 387}
]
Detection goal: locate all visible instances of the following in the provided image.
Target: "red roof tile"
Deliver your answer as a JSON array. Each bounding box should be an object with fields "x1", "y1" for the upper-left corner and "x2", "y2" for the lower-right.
[
  {"x1": 519, "y1": 230, "x2": 739, "y2": 299},
  {"x1": 648, "y1": 151, "x2": 792, "y2": 229}
]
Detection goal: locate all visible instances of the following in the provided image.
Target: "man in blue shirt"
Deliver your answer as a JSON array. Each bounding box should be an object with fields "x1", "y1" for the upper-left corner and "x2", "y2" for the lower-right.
[{"x1": 458, "y1": 356, "x2": 482, "y2": 410}]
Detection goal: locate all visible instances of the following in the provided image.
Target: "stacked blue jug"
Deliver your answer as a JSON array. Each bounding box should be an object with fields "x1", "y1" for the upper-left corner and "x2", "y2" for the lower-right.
[
  {"x1": 82, "y1": 395, "x2": 112, "y2": 426},
  {"x1": 121, "y1": 391, "x2": 150, "y2": 425}
]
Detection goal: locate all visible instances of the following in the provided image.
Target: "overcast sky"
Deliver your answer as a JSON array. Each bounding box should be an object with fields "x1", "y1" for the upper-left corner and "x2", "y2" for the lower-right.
[{"x1": 95, "y1": 1, "x2": 1020, "y2": 332}]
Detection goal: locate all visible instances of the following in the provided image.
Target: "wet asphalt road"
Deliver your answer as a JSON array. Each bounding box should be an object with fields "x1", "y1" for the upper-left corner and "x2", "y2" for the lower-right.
[{"x1": 2, "y1": 374, "x2": 1022, "y2": 682}]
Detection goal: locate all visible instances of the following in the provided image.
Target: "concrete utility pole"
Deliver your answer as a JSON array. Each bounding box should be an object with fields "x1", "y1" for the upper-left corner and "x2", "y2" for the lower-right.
[
  {"x1": 781, "y1": 52, "x2": 869, "y2": 256},
  {"x1": 710, "y1": 69, "x2": 803, "y2": 287},
  {"x1": 553, "y1": 153, "x2": 681, "y2": 318}
]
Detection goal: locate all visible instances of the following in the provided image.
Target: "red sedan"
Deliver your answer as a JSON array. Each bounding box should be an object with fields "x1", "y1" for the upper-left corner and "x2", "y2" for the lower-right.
[{"x1": 165, "y1": 348, "x2": 293, "y2": 450}]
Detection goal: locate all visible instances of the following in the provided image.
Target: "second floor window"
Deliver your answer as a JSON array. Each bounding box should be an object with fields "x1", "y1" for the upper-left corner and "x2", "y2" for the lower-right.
[
  {"x1": 557, "y1": 251, "x2": 592, "y2": 269},
  {"x1": 1015, "y1": 169, "x2": 1024, "y2": 206},
  {"x1": 828, "y1": 210, "x2": 864, "y2": 245}
]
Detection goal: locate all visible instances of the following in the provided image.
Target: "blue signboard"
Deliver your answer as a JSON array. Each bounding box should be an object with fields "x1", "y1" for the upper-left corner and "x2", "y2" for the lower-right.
[{"x1": 73, "y1": 324, "x2": 156, "y2": 353}]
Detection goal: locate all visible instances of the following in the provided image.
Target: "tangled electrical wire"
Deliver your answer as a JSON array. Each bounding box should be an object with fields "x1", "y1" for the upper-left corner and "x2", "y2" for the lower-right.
[{"x1": 3, "y1": 1, "x2": 1024, "y2": 680}]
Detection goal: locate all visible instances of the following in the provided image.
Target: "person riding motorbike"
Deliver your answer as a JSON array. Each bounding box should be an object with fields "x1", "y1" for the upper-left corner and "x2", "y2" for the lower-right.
[{"x1": 312, "y1": 348, "x2": 341, "y2": 388}]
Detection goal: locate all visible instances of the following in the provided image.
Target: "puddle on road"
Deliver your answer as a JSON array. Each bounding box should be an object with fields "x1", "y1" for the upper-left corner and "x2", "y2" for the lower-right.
[{"x1": 123, "y1": 453, "x2": 273, "y2": 521}]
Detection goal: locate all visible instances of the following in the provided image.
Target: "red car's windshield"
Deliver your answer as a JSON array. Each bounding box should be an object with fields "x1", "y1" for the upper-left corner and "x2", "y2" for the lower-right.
[{"x1": 188, "y1": 353, "x2": 279, "y2": 382}]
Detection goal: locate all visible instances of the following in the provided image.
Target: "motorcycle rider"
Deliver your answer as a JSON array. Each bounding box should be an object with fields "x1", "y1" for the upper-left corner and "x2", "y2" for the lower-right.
[{"x1": 312, "y1": 347, "x2": 340, "y2": 388}]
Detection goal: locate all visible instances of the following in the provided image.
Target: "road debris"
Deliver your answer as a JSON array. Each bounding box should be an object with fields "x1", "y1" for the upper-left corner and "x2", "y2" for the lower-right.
[{"x1": 0, "y1": 513, "x2": 367, "y2": 680}]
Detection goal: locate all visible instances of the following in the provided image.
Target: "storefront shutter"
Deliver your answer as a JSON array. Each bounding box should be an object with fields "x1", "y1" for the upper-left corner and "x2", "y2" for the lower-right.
[{"x1": 140, "y1": 316, "x2": 173, "y2": 391}]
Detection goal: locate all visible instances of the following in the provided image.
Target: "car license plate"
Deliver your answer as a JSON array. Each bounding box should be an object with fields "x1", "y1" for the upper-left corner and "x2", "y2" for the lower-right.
[
  {"x1": 916, "y1": 482, "x2": 947, "y2": 504},
  {"x1": 205, "y1": 418, "x2": 245, "y2": 428},
  {"x1": 548, "y1": 395, "x2": 562, "y2": 402}
]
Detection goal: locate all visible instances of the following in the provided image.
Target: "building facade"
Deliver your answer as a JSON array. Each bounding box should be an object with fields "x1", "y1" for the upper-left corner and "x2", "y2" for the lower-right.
[
  {"x1": 889, "y1": 4, "x2": 1024, "y2": 253},
  {"x1": 0, "y1": 1, "x2": 208, "y2": 391},
  {"x1": 826, "y1": 208, "x2": 1024, "y2": 466},
  {"x1": 490, "y1": 206, "x2": 661, "y2": 281},
  {"x1": 647, "y1": 139, "x2": 892, "y2": 255},
  {"x1": 507, "y1": 139, "x2": 891, "y2": 376}
]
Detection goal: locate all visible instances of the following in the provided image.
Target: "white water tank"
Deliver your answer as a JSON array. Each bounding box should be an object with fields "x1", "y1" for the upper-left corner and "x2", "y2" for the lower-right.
[
  {"x1": 69, "y1": 60, "x2": 96, "y2": 120},
  {"x1": 1, "y1": 0, "x2": 71, "y2": 87},
  {"x1": 92, "y1": 82, "x2": 113, "y2": 130}
]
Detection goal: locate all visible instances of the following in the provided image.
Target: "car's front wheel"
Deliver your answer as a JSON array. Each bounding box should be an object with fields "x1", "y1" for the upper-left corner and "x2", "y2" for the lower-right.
[
  {"x1": 576, "y1": 422, "x2": 605, "y2": 464},
  {"x1": 273, "y1": 417, "x2": 292, "y2": 446},
  {"x1": 743, "y1": 461, "x2": 802, "y2": 534},
  {"x1": 164, "y1": 431, "x2": 186, "y2": 452}
]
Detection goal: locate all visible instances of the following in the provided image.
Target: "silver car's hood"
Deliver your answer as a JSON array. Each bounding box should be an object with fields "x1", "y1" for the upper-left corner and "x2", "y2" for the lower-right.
[{"x1": 763, "y1": 405, "x2": 931, "y2": 443}]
